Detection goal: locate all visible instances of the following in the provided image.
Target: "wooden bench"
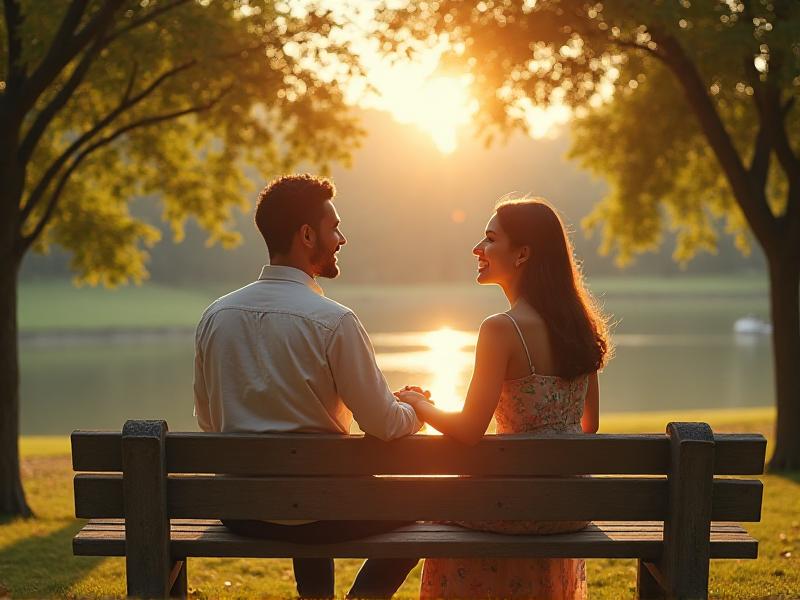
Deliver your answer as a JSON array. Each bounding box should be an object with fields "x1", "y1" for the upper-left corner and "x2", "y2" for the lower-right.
[{"x1": 72, "y1": 420, "x2": 765, "y2": 599}]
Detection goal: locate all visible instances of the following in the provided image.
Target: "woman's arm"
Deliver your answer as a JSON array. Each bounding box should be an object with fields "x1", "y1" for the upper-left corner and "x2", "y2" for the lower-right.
[
  {"x1": 581, "y1": 371, "x2": 599, "y2": 433},
  {"x1": 411, "y1": 316, "x2": 509, "y2": 445}
]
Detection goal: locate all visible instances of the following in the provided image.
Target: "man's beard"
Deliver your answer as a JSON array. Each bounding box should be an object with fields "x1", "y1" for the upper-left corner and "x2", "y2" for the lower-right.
[{"x1": 312, "y1": 244, "x2": 339, "y2": 279}]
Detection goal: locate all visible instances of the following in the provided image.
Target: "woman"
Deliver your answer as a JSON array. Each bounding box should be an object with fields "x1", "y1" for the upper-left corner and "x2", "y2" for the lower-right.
[{"x1": 397, "y1": 198, "x2": 611, "y2": 599}]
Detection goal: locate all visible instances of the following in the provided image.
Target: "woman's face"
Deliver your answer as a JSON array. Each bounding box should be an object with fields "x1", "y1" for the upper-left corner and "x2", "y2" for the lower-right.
[{"x1": 472, "y1": 213, "x2": 519, "y2": 286}]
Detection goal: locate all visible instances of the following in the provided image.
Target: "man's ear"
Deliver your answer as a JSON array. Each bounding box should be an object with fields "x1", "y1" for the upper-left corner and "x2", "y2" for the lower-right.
[
  {"x1": 515, "y1": 245, "x2": 530, "y2": 267},
  {"x1": 299, "y1": 224, "x2": 316, "y2": 249}
]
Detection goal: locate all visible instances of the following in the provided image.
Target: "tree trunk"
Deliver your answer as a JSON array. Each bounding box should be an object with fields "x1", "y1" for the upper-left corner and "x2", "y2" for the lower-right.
[
  {"x1": 0, "y1": 103, "x2": 32, "y2": 516},
  {"x1": 767, "y1": 252, "x2": 800, "y2": 471},
  {"x1": 0, "y1": 255, "x2": 30, "y2": 516}
]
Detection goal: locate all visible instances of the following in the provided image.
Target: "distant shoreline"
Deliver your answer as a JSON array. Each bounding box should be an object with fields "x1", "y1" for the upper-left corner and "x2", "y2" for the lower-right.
[
  {"x1": 19, "y1": 326, "x2": 195, "y2": 345},
  {"x1": 19, "y1": 275, "x2": 770, "y2": 339}
]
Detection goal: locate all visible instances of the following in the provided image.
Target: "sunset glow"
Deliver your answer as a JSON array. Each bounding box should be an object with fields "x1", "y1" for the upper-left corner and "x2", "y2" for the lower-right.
[
  {"x1": 374, "y1": 74, "x2": 477, "y2": 154},
  {"x1": 422, "y1": 327, "x2": 475, "y2": 414},
  {"x1": 359, "y1": 63, "x2": 574, "y2": 152},
  {"x1": 325, "y1": 2, "x2": 573, "y2": 153},
  {"x1": 372, "y1": 327, "x2": 475, "y2": 434}
]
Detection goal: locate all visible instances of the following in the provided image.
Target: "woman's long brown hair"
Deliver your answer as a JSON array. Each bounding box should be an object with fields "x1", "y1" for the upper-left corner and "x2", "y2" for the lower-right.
[{"x1": 495, "y1": 198, "x2": 611, "y2": 379}]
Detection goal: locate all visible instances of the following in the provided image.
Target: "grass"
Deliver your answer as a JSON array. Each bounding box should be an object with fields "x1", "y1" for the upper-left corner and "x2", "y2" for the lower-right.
[
  {"x1": 18, "y1": 282, "x2": 222, "y2": 331},
  {"x1": 19, "y1": 274, "x2": 769, "y2": 333},
  {"x1": 0, "y1": 408, "x2": 797, "y2": 599},
  {"x1": 587, "y1": 273, "x2": 768, "y2": 297}
]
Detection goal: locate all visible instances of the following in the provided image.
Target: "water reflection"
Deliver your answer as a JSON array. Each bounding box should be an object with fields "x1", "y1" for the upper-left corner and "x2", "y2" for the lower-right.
[
  {"x1": 374, "y1": 327, "x2": 476, "y2": 435},
  {"x1": 374, "y1": 327, "x2": 474, "y2": 413},
  {"x1": 19, "y1": 326, "x2": 774, "y2": 435}
]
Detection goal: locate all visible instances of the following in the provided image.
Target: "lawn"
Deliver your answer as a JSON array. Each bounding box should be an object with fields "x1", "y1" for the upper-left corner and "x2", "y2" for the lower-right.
[{"x1": 0, "y1": 408, "x2": 797, "y2": 599}]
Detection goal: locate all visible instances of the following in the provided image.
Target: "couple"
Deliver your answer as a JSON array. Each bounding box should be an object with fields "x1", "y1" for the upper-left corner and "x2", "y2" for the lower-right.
[{"x1": 193, "y1": 174, "x2": 610, "y2": 599}]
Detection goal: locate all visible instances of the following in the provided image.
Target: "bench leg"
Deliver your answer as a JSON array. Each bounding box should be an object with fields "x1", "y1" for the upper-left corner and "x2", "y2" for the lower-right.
[
  {"x1": 637, "y1": 560, "x2": 665, "y2": 599},
  {"x1": 659, "y1": 423, "x2": 714, "y2": 600},
  {"x1": 169, "y1": 560, "x2": 187, "y2": 599}
]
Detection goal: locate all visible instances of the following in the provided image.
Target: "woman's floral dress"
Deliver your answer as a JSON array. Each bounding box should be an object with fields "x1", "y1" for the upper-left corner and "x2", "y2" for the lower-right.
[{"x1": 419, "y1": 314, "x2": 590, "y2": 599}]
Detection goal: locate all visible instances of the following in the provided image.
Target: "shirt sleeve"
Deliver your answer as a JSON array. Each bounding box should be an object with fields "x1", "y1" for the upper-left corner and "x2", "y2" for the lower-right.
[
  {"x1": 327, "y1": 312, "x2": 423, "y2": 441},
  {"x1": 193, "y1": 326, "x2": 213, "y2": 432}
]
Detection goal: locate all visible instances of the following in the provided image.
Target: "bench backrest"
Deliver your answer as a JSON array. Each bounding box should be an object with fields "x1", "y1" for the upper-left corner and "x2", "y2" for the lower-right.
[{"x1": 72, "y1": 420, "x2": 765, "y2": 523}]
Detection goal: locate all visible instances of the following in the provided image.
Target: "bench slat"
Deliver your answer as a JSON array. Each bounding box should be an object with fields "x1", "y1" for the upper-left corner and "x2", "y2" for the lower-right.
[
  {"x1": 75, "y1": 522, "x2": 756, "y2": 540},
  {"x1": 74, "y1": 474, "x2": 762, "y2": 522},
  {"x1": 72, "y1": 520, "x2": 758, "y2": 560},
  {"x1": 71, "y1": 432, "x2": 766, "y2": 476},
  {"x1": 76, "y1": 521, "x2": 753, "y2": 535}
]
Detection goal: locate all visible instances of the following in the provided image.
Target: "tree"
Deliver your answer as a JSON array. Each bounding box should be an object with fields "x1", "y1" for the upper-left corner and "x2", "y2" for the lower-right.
[
  {"x1": 382, "y1": 0, "x2": 800, "y2": 469},
  {"x1": 0, "y1": 0, "x2": 362, "y2": 516}
]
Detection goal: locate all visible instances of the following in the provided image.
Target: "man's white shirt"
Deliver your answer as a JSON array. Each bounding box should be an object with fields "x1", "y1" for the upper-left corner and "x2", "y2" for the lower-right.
[{"x1": 193, "y1": 265, "x2": 423, "y2": 440}]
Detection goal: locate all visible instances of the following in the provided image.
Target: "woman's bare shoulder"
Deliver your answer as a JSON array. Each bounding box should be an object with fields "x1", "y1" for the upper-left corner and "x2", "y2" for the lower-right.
[{"x1": 479, "y1": 313, "x2": 517, "y2": 342}]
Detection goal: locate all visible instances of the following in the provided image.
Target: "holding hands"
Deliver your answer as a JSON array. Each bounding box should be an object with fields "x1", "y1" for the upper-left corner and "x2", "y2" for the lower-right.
[
  {"x1": 393, "y1": 385, "x2": 434, "y2": 409},
  {"x1": 394, "y1": 385, "x2": 436, "y2": 427}
]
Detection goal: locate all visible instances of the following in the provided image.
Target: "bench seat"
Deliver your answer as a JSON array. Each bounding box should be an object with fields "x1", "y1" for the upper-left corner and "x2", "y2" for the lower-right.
[
  {"x1": 74, "y1": 519, "x2": 757, "y2": 560},
  {"x1": 72, "y1": 422, "x2": 766, "y2": 598}
]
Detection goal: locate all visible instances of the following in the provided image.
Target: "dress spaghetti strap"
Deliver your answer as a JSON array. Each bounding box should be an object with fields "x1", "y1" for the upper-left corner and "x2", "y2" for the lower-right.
[{"x1": 501, "y1": 312, "x2": 535, "y2": 375}]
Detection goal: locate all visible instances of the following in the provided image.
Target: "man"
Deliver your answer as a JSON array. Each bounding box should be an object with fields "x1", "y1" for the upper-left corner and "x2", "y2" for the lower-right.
[{"x1": 193, "y1": 174, "x2": 429, "y2": 599}]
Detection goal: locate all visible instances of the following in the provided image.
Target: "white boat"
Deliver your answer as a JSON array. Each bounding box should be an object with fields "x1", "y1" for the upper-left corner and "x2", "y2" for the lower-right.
[{"x1": 733, "y1": 316, "x2": 773, "y2": 335}]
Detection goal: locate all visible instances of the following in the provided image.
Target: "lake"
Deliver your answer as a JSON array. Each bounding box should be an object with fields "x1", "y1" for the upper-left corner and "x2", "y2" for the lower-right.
[{"x1": 19, "y1": 282, "x2": 774, "y2": 435}]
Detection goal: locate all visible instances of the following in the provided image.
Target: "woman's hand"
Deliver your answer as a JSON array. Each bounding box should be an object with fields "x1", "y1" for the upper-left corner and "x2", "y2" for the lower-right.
[
  {"x1": 394, "y1": 385, "x2": 431, "y2": 401},
  {"x1": 393, "y1": 389, "x2": 433, "y2": 408}
]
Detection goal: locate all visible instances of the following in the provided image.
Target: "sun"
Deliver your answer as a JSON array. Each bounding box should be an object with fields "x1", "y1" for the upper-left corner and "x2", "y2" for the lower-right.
[
  {"x1": 365, "y1": 66, "x2": 478, "y2": 154},
  {"x1": 321, "y1": 2, "x2": 574, "y2": 152},
  {"x1": 355, "y1": 59, "x2": 570, "y2": 152},
  {"x1": 343, "y1": 35, "x2": 479, "y2": 154},
  {"x1": 380, "y1": 75, "x2": 477, "y2": 154}
]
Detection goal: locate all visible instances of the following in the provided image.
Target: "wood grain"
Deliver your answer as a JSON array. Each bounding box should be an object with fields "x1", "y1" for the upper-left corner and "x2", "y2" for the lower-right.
[
  {"x1": 71, "y1": 421, "x2": 765, "y2": 597},
  {"x1": 71, "y1": 431, "x2": 767, "y2": 476},
  {"x1": 659, "y1": 422, "x2": 715, "y2": 599},
  {"x1": 74, "y1": 474, "x2": 763, "y2": 522},
  {"x1": 72, "y1": 520, "x2": 758, "y2": 560},
  {"x1": 121, "y1": 420, "x2": 171, "y2": 599}
]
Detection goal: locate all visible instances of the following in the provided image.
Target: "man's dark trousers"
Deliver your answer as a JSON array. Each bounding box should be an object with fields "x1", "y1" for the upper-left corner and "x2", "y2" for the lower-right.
[{"x1": 222, "y1": 519, "x2": 418, "y2": 599}]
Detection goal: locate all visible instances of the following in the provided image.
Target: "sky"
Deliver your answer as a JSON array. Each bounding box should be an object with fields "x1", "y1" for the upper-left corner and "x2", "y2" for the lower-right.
[{"x1": 285, "y1": 0, "x2": 574, "y2": 153}]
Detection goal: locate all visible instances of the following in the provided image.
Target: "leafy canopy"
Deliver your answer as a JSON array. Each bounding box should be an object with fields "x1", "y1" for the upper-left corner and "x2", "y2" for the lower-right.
[
  {"x1": 381, "y1": 0, "x2": 800, "y2": 265},
  {"x1": 1, "y1": 0, "x2": 363, "y2": 285}
]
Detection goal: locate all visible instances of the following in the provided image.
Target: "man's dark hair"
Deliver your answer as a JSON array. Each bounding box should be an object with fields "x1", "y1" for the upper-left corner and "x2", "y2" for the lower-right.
[{"x1": 254, "y1": 174, "x2": 336, "y2": 257}]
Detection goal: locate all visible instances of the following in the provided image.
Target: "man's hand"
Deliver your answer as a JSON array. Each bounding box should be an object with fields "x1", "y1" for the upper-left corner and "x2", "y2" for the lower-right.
[
  {"x1": 393, "y1": 388, "x2": 434, "y2": 407},
  {"x1": 394, "y1": 385, "x2": 431, "y2": 400}
]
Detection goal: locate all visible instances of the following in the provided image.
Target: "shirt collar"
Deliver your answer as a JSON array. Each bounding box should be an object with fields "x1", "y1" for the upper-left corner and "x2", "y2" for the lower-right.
[{"x1": 258, "y1": 265, "x2": 324, "y2": 296}]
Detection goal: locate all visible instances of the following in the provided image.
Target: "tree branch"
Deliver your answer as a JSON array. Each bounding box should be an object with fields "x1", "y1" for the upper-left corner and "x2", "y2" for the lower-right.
[
  {"x1": 609, "y1": 38, "x2": 664, "y2": 61},
  {"x1": 653, "y1": 30, "x2": 778, "y2": 252},
  {"x1": 19, "y1": 59, "x2": 197, "y2": 224},
  {"x1": 749, "y1": 96, "x2": 797, "y2": 198},
  {"x1": 104, "y1": 0, "x2": 192, "y2": 45},
  {"x1": 16, "y1": 0, "x2": 194, "y2": 166},
  {"x1": 783, "y1": 96, "x2": 796, "y2": 117},
  {"x1": 121, "y1": 61, "x2": 139, "y2": 104},
  {"x1": 757, "y1": 87, "x2": 800, "y2": 188},
  {"x1": 573, "y1": 14, "x2": 667, "y2": 63},
  {"x1": 16, "y1": 0, "x2": 124, "y2": 114},
  {"x1": 748, "y1": 119, "x2": 771, "y2": 192},
  {"x1": 41, "y1": 0, "x2": 90, "y2": 62},
  {"x1": 17, "y1": 87, "x2": 231, "y2": 254},
  {"x1": 788, "y1": 181, "x2": 800, "y2": 256},
  {"x1": 18, "y1": 35, "x2": 107, "y2": 165},
  {"x1": 782, "y1": 97, "x2": 800, "y2": 238},
  {"x1": 753, "y1": 85, "x2": 800, "y2": 248},
  {"x1": 3, "y1": 0, "x2": 26, "y2": 91},
  {"x1": 16, "y1": 0, "x2": 254, "y2": 171}
]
